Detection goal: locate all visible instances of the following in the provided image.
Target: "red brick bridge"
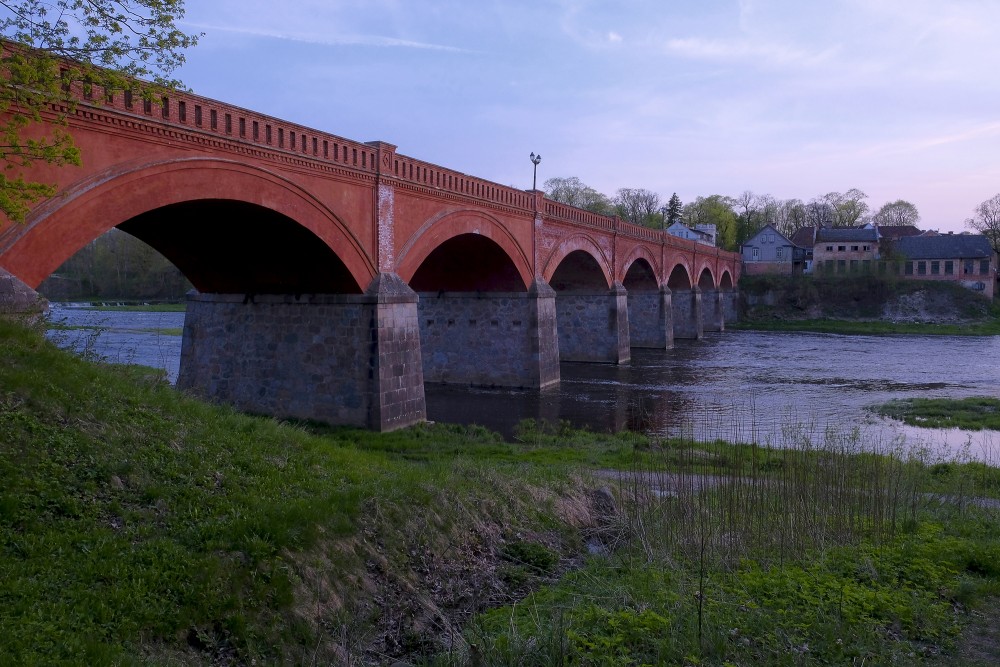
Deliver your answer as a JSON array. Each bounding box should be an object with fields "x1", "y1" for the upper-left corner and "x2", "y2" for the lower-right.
[{"x1": 0, "y1": 82, "x2": 740, "y2": 430}]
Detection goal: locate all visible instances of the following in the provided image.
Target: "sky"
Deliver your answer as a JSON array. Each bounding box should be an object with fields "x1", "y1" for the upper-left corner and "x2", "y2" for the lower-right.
[{"x1": 174, "y1": 0, "x2": 1000, "y2": 232}]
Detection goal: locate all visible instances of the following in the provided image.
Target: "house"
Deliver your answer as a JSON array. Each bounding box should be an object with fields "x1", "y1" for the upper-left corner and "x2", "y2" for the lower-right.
[
  {"x1": 740, "y1": 224, "x2": 806, "y2": 274},
  {"x1": 789, "y1": 227, "x2": 817, "y2": 271},
  {"x1": 894, "y1": 233, "x2": 997, "y2": 299},
  {"x1": 813, "y1": 227, "x2": 879, "y2": 273},
  {"x1": 666, "y1": 222, "x2": 714, "y2": 246}
]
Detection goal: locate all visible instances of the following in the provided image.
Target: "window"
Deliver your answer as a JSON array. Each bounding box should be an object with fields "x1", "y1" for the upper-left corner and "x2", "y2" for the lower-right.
[
  {"x1": 776, "y1": 247, "x2": 784, "y2": 260},
  {"x1": 862, "y1": 260, "x2": 871, "y2": 272},
  {"x1": 751, "y1": 247, "x2": 760, "y2": 260},
  {"x1": 825, "y1": 260, "x2": 835, "y2": 271},
  {"x1": 863, "y1": 245, "x2": 870, "y2": 251},
  {"x1": 931, "y1": 261, "x2": 940, "y2": 275},
  {"x1": 945, "y1": 261, "x2": 954, "y2": 275},
  {"x1": 837, "y1": 259, "x2": 846, "y2": 272},
  {"x1": 964, "y1": 260, "x2": 974, "y2": 274},
  {"x1": 851, "y1": 245, "x2": 859, "y2": 251},
  {"x1": 838, "y1": 245, "x2": 846, "y2": 252},
  {"x1": 905, "y1": 261, "x2": 914, "y2": 275},
  {"x1": 850, "y1": 259, "x2": 859, "y2": 272},
  {"x1": 917, "y1": 261, "x2": 927, "y2": 275},
  {"x1": 981, "y1": 260, "x2": 990, "y2": 274},
  {"x1": 826, "y1": 245, "x2": 833, "y2": 252}
]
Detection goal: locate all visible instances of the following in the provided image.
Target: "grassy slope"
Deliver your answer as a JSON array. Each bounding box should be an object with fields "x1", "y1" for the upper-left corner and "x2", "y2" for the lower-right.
[
  {"x1": 3, "y1": 319, "x2": 1000, "y2": 665},
  {"x1": 0, "y1": 320, "x2": 602, "y2": 665}
]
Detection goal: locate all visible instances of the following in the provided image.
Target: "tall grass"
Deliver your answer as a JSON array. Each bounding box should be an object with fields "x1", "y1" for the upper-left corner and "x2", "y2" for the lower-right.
[{"x1": 436, "y1": 422, "x2": 1000, "y2": 666}]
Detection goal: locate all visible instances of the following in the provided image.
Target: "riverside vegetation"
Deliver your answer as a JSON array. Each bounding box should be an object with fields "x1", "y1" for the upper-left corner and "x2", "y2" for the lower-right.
[
  {"x1": 2, "y1": 318, "x2": 1000, "y2": 665},
  {"x1": 734, "y1": 273, "x2": 1000, "y2": 335}
]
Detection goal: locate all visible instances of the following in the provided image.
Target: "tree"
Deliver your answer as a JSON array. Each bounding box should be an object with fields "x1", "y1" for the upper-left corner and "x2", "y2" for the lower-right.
[
  {"x1": 805, "y1": 189, "x2": 869, "y2": 227},
  {"x1": 772, "y1": 198, "x2": 807, "y2": 238},
  {"x1": 613, "y1": 187, "x2": 661, "y2": 228},
  {"x1": 1, "y1": 1, "x2": 199, "y2": 223},
  {"x1": 872, "y1": 200, "x2": 920, "y2": 227},
  {"x1": 665, "y1": 192, "x2": 682, "y2": 227},
  {"x1": 966, "y1": 193, "x2": 1000, "y2": 254},
  {"x1": 543, "y1": 176, "x2": 614, "y2": 214},
  {"x1": 733, "y1": 190, "x2": 769, "y2": 246},
  {"x1": 682, "y1": 195, "x2": 737, "y2": 250}
]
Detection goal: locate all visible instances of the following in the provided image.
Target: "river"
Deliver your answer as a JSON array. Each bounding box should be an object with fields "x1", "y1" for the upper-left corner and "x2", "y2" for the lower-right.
[{"x1": 46, "y1": 303, "x2": 1000, "y2": 462}]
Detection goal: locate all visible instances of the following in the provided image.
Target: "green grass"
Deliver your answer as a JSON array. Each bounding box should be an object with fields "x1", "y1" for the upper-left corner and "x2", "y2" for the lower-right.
[
  {"x1": 48, "y1": 323, "x2": 183, "y2": 336},
  {"x1": 873, "y1": 396, "x2": 1000, "y2": 431},
  {"x1": 70, "y1": 302, "x2": 187, "y2": 312},
  {"x1": 0, "y1": 320, "x2": 591, "y2": 665},
  {"x1": 3, "y1": 318, "x2": 1000, "y2": 665}
]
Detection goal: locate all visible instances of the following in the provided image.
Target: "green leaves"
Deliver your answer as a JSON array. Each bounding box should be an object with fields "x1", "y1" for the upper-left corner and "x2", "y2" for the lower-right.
[{"x1": 1, "y1": 1, "x2": 199, "y2": 222}]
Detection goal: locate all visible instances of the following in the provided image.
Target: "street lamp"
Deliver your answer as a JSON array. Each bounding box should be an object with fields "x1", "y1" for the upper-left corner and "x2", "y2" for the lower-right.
[{"x1": 529, "y1": 152, "x2": 542, "y2": 190}]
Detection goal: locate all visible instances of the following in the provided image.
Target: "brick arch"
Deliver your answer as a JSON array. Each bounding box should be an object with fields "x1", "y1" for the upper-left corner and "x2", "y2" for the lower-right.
[
  {"x1": 0, "y1": 157, "x2": 375, "y2": 290},
  {"x1": 720, "y1": 270, "x2": 734, "y2": 289},
  {"x1": 619, "y1": 245, "x2": 662, "y2": 286},
  {"x1": 541, "y1": 234, "x2": 613, "y2": 288},
  {"x1": 697, "y1": 266, "x2": 716, "y2": 289},
  {"x1": 396, "y1": 209, "x2": 532, "y2": 289},
  {"x1": 666, "y1": 262, "x2": 693, "y2": 289}
]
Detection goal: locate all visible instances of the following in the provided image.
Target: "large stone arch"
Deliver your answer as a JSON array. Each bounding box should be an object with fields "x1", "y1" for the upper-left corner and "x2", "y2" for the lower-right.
[
  {"x1": 541, "y1": 234, "x2": 613, "y2": 289},
  {"x1": 396, "y1": 209, "x2": 531, "y2": 290},
  {"x1": 0, "y1": 157, "x2": 375, "y2": 291}
]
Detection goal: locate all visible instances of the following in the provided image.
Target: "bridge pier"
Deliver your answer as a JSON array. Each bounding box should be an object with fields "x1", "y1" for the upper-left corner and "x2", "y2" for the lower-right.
[
  {"x1": 722, "y1": 288, "x2": 739, "y2": 324},
  {"x1": 417, "y1": 280, "x2": 560, "y2": 389},
  {"x1": 556, "y1": 282, "x2": 630, "y2": 363},
  {"x1": 177, "y1": 274, "x2": 426, "y2": 432},
  {"x1": 702, "y1": 288, "x2": 725, "y2": 332},
  {"x1": 627, "y1": 286, "x2": 674, "y2": 350},
  {"x1": 671, "y1": 286, "x2": 704, "y2": 340}
]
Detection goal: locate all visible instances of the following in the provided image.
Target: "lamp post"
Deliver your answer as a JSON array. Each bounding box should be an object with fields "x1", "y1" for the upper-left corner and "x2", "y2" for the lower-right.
[{"x1": 529, "y1": 152, "x2": 542, "y2": 190}]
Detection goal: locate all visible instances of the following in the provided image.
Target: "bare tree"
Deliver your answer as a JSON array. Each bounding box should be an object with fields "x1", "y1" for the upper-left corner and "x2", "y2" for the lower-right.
[
  {"x1": 872, "y1": 200, "x2": 920, "y2": 227},
  {"x1": 614, "y1": 188, "x2": 662, "y2": 228},
  {"x1": 543, "y1": 176, "x2": 614, "y2": 214},
  {"x1": 966, "y1": 193, "x2": 1000, "y2": 254}
]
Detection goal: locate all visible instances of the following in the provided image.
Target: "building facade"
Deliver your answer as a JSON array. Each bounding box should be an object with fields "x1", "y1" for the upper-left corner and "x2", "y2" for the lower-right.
[
  {"x1": 740, "y1": 224, "x2": 805, "y2": 274},
  {"x1": 813, "y1": 227, "x2": 879, "y2": 274}
]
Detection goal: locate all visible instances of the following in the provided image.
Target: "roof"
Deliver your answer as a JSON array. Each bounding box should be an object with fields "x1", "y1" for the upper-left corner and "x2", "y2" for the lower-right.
[
  {"x1": 743, "y1": 224, "x2": 794, "y2": 247},
  {"x1": 895, "y1": 234, "x2": 994, "y2": 260},
  {"x1": 875, "y1": 225, "x2": 922, "y2": 240},
  {"x1": 790, "y1": 227, "x2": 816, "y2": 249},
  {"x1": 666, "y1": 222, "x2": 712, "y2": 240},
  {"x1": 815, "y1": 227, "x2": 879, "y2": 243}
]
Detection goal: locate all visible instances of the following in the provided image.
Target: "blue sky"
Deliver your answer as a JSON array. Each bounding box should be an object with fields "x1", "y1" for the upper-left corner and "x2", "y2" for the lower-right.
[{"x1": 177, "y1": 0, "x2": 1000, "y2": 231}]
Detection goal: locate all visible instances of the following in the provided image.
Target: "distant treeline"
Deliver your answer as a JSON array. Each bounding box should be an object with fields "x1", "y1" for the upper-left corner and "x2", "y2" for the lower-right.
[{"x1": 38, "y1": 229, "x2": 191, "y2": 302}]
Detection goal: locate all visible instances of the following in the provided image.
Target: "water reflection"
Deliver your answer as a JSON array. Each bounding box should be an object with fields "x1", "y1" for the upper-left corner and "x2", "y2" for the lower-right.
[{"x1": 44, "y1": 305, "x2": 1000, "y2": 461}]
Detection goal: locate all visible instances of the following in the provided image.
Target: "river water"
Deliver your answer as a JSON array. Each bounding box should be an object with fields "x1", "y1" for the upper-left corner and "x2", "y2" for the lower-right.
[{"x1": 46, "y1": 304, "x2": 1000, "y2": 462}]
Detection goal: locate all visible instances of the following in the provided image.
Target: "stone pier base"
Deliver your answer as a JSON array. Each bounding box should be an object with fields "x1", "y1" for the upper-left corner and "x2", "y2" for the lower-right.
[
  {"x1": 628, "y1": 287, "x2": 673, "y2": 349},
  {"x1": 178, "y1": 275, "x2": 426, "y2": 432},
  {"x1": 672, "y1": 287, "x2": 704, "y2": 340},
  {"x1": 557, "y1": 283, "x2": 630, "y2": 363},
  {"x1": 0, "y1": 267, "x2": 48, "y2": 322},
  {"x1": 722, "y1": 289, "x2": 739, "y2": 324},
  {"x1": 702, "y1": 289, "x2": 725, "y2": 332},
  {"x1": 418, "y1": 280, "x2": 560, "y2": 389}
]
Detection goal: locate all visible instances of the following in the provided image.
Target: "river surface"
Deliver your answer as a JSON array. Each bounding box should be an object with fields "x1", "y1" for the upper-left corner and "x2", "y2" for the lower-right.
[{"x1": 46, "y1": 304, "x2": 1000, "y2": 462}]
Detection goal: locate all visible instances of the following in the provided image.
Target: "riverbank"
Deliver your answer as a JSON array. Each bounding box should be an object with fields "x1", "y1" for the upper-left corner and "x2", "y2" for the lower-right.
[
  {"x1": 737, "y1": 274, "x2": 1000, "y2": 335},
  {"x1": 3, "y1": 319, "x2": 1000, "y2": 664}
]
